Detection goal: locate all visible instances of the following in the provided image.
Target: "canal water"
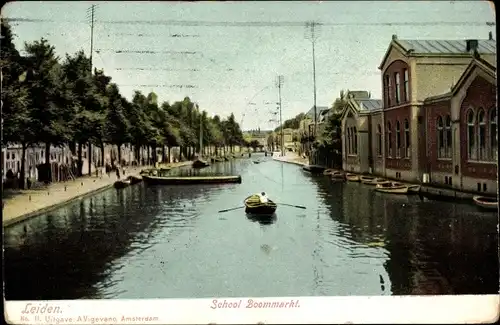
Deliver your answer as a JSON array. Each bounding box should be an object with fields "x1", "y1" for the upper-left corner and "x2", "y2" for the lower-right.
[{"x1": 4, "y1": 154, "x2": 498, "y2": 299}]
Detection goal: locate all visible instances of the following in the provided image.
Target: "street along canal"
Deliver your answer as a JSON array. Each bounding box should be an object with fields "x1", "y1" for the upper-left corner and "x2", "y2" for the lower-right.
[{"x1": 4, "y1": 154, "x2": 498, "y2": 299}]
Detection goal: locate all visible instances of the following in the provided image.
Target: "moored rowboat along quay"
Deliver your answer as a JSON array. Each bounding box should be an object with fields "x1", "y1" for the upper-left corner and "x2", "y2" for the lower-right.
[
  {"x1": 2, "y1": 161, "x2": 193, "y2": 228},
  {"x1": 274, "y1": 152, "x2": 497, "y2": 206}
]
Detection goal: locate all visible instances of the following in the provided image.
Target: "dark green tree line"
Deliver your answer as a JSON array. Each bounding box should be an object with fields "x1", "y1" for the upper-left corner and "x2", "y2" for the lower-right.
[{"x1": 1, "y1": 21, "x2": 246, "y2": 188}]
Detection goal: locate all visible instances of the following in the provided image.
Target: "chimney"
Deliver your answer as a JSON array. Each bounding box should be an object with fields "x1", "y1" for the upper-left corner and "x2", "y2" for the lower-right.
[
  {"x1": 489, "y1": 31, "x2": 493, "y2": 40},
  {"x1": 466, "y1": 39, "x2": 478, "y2": 53},
  {"x1": 392, "y1": 34, "x2": 397, "y2": 41}
]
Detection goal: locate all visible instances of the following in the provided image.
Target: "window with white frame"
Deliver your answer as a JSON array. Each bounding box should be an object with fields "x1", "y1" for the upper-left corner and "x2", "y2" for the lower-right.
[
  {"x1": 445, "y1": 115, "x2": 452, "y2": 158},
  {"x1": 404, "y1": 119, "x2": 410, "y2": 158},
  {"x1": 396, "y1": 120, "x2": 401, "y2": 157},
  {"x1": 377, "y1": 124, "x2": 382, "y2": 156},
  {"x1": 395, "y1": 72, "x2": 401, "y2": 104},
  {"x1": 353, "y1": 127, "x2": 358, "y2": 154},
  {"x1": 490, "y1": 108, "x2": 497, "y2": 161},
  {"x1": 386, "y1": 75, "x2": 392, "y2": 107},
  {"x1": 467, "y1": 109, "x2": 476, "y2": 160},
  {"x1": 403, "y1": 69, "x2": 409, "y2": 102},
  {"x1": 387, "y1": 122, "x2": 392, "y2": 157},
  {"x1": 437, "y1": 116, "x2": 445, "y2": 158},
  {"x1": 478, "y1": 109, "x2": 486, "y2": 160}
]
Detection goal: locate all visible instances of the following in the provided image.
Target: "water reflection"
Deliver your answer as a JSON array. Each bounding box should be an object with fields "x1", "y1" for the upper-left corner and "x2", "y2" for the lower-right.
[
  {"x1": 314, "y1": 177, "x2": 498, "y2": 295},
  {"x1": 246, "y1": 213, "x2": 278, "y2": 225},
  {"x1": 4, "y1": 158, "x2": 498, "y2": 299}
]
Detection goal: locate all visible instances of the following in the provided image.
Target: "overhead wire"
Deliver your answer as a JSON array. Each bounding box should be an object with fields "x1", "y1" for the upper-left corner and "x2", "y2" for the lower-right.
[{"x1": 4, "y1": 18, "x2": 495, "y2": 27}]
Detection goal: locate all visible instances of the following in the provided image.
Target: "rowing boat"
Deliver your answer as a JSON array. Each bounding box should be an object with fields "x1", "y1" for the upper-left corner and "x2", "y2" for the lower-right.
[
  {"x1": 472, "y1": 196, "x2": 498, "y2": 211},
  {"x1": 323, "y1": 169, "x2": 336, "y2": 176},
  {"x1": 192, "y1": 159, "x2": 210, "y2": 169},
  {"x1": 244, "y1": 193, "x2": 277, "y2": 215},
  {"x1": 331, "y1": 171, "x2": 346, "y2": 182},
  {"x1": 143, "y1": 175, "x2": 242, "y2": 185},
  {"x1": 346, "y1": 173, "x2": 360, "y2": 182},
  {"x1": 361, "y1": 176, "x2": 389, "y2": 186},
  {"x1": 375, "y1": 182, "x2": 409, "y2": 194},
  {"x1": 407, "y1": 185, "x2": 421, "y2": 193},
  {"x1": 114, "y1": 179, "x2": 131, "y2": 189},
  {"x1": 302, "y1": 165, "x2": 327, "y2": 174},
  {"x1": 127, "y1": 175, "x2": 143, "y2": 185}
]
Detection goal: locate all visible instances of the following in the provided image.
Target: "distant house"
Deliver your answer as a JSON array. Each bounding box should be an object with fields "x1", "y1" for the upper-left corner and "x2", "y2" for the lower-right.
[{"x1": 339, "y1": 91, "x2": 383, "y2": 173}]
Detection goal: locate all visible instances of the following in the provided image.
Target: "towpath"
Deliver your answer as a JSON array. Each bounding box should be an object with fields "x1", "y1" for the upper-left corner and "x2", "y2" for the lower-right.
[
  {"x1": 2, "y1": 162, "x2": 192, "y2": 227},
  {"x1": 272, "y1": 152, "x2": 308, "y2": 166}
]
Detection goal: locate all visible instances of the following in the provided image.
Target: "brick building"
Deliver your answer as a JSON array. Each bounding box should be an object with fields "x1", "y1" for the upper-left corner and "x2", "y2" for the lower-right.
[
  {"x1": 378, "y1": 34, "x2": 496, "y2": 183},
  {"x1": 423, "y1": 54, "x2": 497, "y2": 195}
]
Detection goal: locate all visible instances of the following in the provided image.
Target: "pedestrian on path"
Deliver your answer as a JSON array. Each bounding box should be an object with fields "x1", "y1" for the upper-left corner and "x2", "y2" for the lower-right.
[{"x1": 116, "y1": 167, "x2": 121, "y2": 180}]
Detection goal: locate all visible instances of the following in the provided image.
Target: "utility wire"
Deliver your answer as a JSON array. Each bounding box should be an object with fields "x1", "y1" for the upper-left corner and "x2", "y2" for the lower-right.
[
  {"x1": 119, "y1": 84, "x2": 197, "y2": 88},
  {"x1": 94, "y1": 49, "x2": 198, "y2": 55},
  {"x1": 115, "y1": 68, "x2": 201, "y2": 71},
  {"x1": 4, "y1": 18, "x2": 495, "y2": 27}
]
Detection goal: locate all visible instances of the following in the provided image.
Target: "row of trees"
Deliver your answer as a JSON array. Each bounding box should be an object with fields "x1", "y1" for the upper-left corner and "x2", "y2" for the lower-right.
[{"x1": 1, "y1": 21, "x2": 246, "y2": 188}]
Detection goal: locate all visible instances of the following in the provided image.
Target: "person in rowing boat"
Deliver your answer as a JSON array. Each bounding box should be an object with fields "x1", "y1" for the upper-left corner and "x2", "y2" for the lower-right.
[{"x1": 258, "y1": 192, "x2": 269, "y2": 203}]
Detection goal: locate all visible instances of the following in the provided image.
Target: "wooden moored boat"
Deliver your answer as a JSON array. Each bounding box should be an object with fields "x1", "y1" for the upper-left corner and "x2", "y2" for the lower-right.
[
  {"x1": 253, "y1": 160, "x2": 261, "y2": 164},
  {"x1": 143, "y1": 175, "x2": 242, "y2": 185},
  {"x1": 114, "y1": 179, "x2": 131, "y2": 189},
  {"x1": 407, "y1": 185, "x2": 421, "y2": 193},
  {"x1": 302, "y1": 165, "x2": 326, "y2": 174},
  {"x1": 323, "y1": 169, "x2": 336, "y2": 176},
  {"x1": 331, "y1": 171, "x2": 346, "y2": 182},
  {"x1": 472, "y1": 196, "x2": 498, "y2": 211},
  {"x1": 361, "y1": 176, "x2": 389, "y2": 186},
  {"x1": 192, "y1": 159, "x2": 210, "y2": 169},
  {"x1": 244, "y1": 193, "x2": 277, "y2": 216},
  {"x1": 346, "y1": 173, "x2": 360, "y2": 182},
  {"x1": 375, "y1": 182, "x2": 409, "y2": 194},
  {"x1": 127, "y1": 175, "x2": 143, "y2": 185}
]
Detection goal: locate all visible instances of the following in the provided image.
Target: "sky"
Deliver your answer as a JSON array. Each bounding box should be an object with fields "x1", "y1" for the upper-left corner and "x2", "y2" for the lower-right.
[{"x1": 2, "y1": 1, "x2": 496, "y2": 131}]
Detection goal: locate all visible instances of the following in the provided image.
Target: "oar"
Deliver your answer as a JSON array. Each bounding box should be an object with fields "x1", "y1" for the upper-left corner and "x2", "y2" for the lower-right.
[
  {"x1": 276, "y1": 203, "x2": 307, "y2": 209},
  {"x1": 218, "y1": 206, "x2": 245, "y2": 213}
]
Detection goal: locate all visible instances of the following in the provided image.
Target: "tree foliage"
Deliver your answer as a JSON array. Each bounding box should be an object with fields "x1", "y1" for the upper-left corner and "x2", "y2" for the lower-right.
[
  {"x1": 1, "y1": 21, "x2": 245, "y2": 185},
  {"x1": 274, "y1": 113, "x2": 305, "y2": 132}
]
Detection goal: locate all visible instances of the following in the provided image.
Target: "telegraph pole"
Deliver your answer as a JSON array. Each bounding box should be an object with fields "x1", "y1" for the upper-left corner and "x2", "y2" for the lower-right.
[
  {"x1": 88, "y1": 4, "x2": 96, "y2": 74},
  {"x1": 87, "y1": 4, "x2": 96, "y2": 174},
  {"x1": 305, "y1": 21, "x2": 320, "y2": 137},
  {"x1": 276, "y1": 75, "x2": 284, "y2": 157}
]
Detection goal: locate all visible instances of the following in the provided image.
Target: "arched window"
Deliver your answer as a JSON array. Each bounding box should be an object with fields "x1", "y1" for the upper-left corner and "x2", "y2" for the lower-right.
[
  {"x1": 404, "y1": 119, "x2": 410, "y2": 158},
  {"x1": 437, "y1": 116, "x2": 444, "y2": 158},
  {"x1": 387, "y1": 122, "x2": 392, "y2": 157},
  {"x1": 478, "y1": 109, "x2": 486, "y2": 160},
  {"x1": 353, "y1": 127, "x2": 358, "y2": 154},
  {"x1": 396, "y1": 120, "x2": 401, "y2": 157},
  {"x1": 445, "y1": 115, "x2": 452, "y2": 158},
  {"x1": 467, "y1": 110, "x2": 476, "y2": 160},
  {"x1": 490, "y1": 108, "x2": 497, "y2": 161},
  {"x1": 347, "y1": 127, "x2": 351, "y2": 155},
  {"x1": 377, "y1": 124, "x2": 382, "y2": 156}
]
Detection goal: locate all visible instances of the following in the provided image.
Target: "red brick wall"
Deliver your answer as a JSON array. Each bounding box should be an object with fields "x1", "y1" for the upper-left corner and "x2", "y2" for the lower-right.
[
  {"x1": 382, "y1": 60, "x2": 411, "y2": 108},
  {"x1": 425, "y1": 99, "x2": 453, "y2": 173},
  {"x1": 384, "y1": 105, "x2": 412, "y2": 170},
  {"x1": 459, "y1": 75, "x2": 497, "y2": 180}
]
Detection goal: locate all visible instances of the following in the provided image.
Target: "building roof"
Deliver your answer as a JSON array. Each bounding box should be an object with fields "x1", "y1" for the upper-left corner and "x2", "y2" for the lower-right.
[
  {"x1": 396, "y1": 39, "x2": 496, "y2": 55},
  {"x1": 305, "y1": 106, "x2": 329, "y2": 121},
  {"x1": 356, "y1": 99, "x2": 383, "y2": 112},
  {"x1": 347, "y1": 90, "x2": 371, "y2": 99}
]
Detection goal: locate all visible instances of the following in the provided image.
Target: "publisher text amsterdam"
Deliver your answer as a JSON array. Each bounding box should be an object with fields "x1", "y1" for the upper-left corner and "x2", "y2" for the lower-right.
[
  {"x1": 211, "y1": 299, "x2": 300, "y2": 309},
  {"x1": 41, "y1": 315, "x2": 159, "y2": 323}
]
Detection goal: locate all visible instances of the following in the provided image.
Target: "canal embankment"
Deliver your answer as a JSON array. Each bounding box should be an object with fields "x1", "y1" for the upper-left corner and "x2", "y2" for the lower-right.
[
  {"x1": 273, "y1": 153, "x2": 495, "y2": 204},
  {"x1": 2, "y1": 161, "x2": 192, "y2": 228}
]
